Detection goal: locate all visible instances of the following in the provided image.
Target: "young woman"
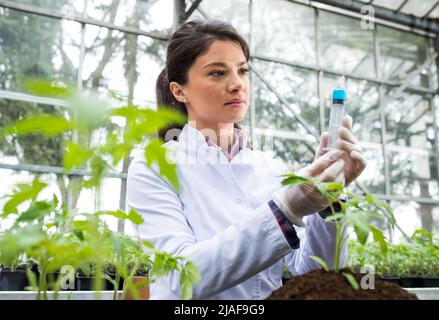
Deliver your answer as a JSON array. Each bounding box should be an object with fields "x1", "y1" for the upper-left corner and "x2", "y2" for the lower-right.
[{"x1": 126, "y1": 20, "x2": 367, "y2": 300}]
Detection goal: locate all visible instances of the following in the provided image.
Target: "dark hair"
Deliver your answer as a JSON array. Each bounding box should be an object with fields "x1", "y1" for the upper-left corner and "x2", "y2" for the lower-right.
[{"x1": 156, "y1": 20, "x2": 250, "y2": 142}]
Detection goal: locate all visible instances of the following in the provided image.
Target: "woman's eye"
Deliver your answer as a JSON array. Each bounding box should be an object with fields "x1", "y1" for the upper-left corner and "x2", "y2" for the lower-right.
[
  {"x1": 209, "y1": 70, "x2": 225, "y2": 77},
  {"x1": 240, "y1": 68, "x2": 249, "y2": 75}
]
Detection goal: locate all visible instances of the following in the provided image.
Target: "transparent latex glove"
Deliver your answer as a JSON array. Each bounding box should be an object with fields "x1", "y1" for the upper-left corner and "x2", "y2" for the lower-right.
[
  {"x1": 273, "y1": 149, "x2": 346, "y2": 227},
  {"x1": 317, "y1": 115, "x2": 367, "y2": 187}
]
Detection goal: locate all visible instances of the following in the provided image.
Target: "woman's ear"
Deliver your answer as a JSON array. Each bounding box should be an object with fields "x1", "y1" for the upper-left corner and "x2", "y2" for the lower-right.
[{"x1": 169, "y1": 81, "x2": 187, "y2": 103}]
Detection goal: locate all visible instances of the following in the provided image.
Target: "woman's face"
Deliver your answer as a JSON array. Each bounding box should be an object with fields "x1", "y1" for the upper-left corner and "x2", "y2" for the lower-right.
[{"x1": 171, "y1": 40, "x2": 250, "y2": 129}]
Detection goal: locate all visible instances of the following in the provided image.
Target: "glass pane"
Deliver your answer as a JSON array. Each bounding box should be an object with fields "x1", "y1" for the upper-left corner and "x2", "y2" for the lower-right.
[
  {"x1": 321, "y1": 75, "x2": 381, "y2": 144},
  {"x1": 76, "y1": 177, "x2": 122, "y2": 230},
  {"x1": 253, "y1": 0, "x2": 316, "y2": 66},
  {"x1": 12, "y1": 0, "x2": 85, "y2": 14},
  {"x1": 252, "y1": 60, "x2": 319, "y2": 136},
  {"x1": 384, "y1": 90, "x2": 435, "y2": 150},
  {"x1": 0, "y1": 99, "x2": 70, "y2": 167},
  {"x1": 199, "y1": 0, "x2": 250, "y2": 41},
  {"x1": 0, "y1": 8, "x2": 81, "y2": 93},
  {"x1": 372, "y1": 0, "x2": 405, "y2": 10},
  {"x1": 134, "y1": 36, "x2": 166, "y2": 106},
  {"x1": 86, "y1": 0, "x2": 173, "y2": 36},
  {"x1": 254, "y1": 134, "x2": 315, "y2": 169},
  {"x1": 428, "y1": 3, "x2": 439, "y2": 18},
  {"x1": 82, "y1": 24, "x2": 166, "y2": 106},
  {"x1": 400, "y1": 0, "x2": 437, "y2": 17},
  {"x1": 390, "y1": 201, "x2": 423, "y2": 244},
  {"x1": 377, "y1": 25, "x2": 430, "y2": 88},
  {"x1": 388, "y1": 150, "x2": 438, "y2": 198},
  {"x1": 349, "y1": 145, "x2": 386, "y2": 194},
  {"x1": 318, "y1": 10, "x2": 375, "y2": 78}
]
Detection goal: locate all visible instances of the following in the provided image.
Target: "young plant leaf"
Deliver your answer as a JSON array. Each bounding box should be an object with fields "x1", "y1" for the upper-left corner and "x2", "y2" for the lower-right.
[
  {"x1": 309, "y1": 255, "x2": 329, "y2": 271},
  {"x1": 145, "y1": 139, "x2": 179, "y2": 191},
  {"x1": 3, "y1": 115, "x2": 71, "y2": 137},
  {"x1": 64, "y1": 142, "x2": 91, "y2": 170},
  {"x1": 342, "y1": 272, "x2": 359, "y2": 290},
  {"x1": 128, "y1": 209, "x2": 144, "y2": 226},
  {"x1": 2, "y1": 179, "x2": 47, "y2": 215},
  {"x1": 370, "y1": 226, "x2": 388, "y2": 254},
  {"x1": 280, "y1": 174, "x2": 311, "y2": 187}
]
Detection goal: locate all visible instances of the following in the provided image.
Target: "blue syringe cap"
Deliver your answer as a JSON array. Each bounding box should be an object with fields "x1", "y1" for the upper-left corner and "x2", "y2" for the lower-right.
[{"x1": 332, "y1": 88, "x2": 346, "y2": 101}]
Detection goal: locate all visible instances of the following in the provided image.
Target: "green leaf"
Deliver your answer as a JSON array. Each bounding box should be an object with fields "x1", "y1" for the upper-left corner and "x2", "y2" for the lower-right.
[
  {"x1": 2, "y1": 179, "x2": 47, "y2": 215},
  {"x1": 16, "y1": 201, "x2": 51, "y2": 222},
  {"x1": 145, "y1": 139, "x2": 179, "y2": 191},
  {"x1": 354, "y1": 225, "x2": 369, "y2": 245},
  {"x1": 64, "y1": 142, "x2": 91, "y2": 169},
  {"x1": 342, "y1": 272, "x2": 359, "y2": 290},
  {"x1": 309, "y1": 255, "x2": 329, "y2": 271},
  {"x1": 346, "y1": 213, "x2": 370, "y2": 244},
  {"x1": 23, "y1": 78, "x2": 72, "y2": 98},
  {"x1": 370, "y1": 226, "x2": 388, "y2": 254},
  {"x1": 99, "y1": 209, "x2": 128, "y2": 220},
  {"x1": 142, "y1": 241, "x2": 155, "y2": 249},
  {"x1": 4, "y1": 115, "x2": 71, "y2": 136},
  {"x1": 280, "y1": 174, "x2": 311, "y2": 187},
  {"x1": 25, "y1": 269, "x2": 38, "y2": 291},
  {"x1": 365, "y1": 194, "x2": 374, "y2": 204},
  {"x1": 180, "y1": 261, "x2": 201, "y2": 300},
  {"x1": 326, "y1": 182, "x2": 344, "y2": 192},
  {"x1": 324, "y1": 213, "x2": 345, "y2": 222},
  {"x1": 128, "y1": 209, "x2": 144, "y2": 225}
]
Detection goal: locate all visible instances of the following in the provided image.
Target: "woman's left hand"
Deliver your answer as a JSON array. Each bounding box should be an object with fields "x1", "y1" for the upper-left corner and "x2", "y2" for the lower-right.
[{"x1": 314, "y1": 115, "x2": 367, "y2": 187}]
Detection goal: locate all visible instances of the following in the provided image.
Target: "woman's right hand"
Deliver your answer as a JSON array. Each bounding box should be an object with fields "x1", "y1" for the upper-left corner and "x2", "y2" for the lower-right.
[{"x1": 274, "y1": 149, "x2": 346, "y2": 224}]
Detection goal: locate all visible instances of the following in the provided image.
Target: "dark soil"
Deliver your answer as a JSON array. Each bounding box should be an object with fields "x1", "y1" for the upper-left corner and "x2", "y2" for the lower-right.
[{"x1": 268, "y1": 269, "x2": 418, "y2": 300}]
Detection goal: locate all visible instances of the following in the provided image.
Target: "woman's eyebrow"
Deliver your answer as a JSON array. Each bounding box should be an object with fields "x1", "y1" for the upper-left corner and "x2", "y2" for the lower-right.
[{"x1": 203, "y1": 61, "x2": 248, "y2": 69}]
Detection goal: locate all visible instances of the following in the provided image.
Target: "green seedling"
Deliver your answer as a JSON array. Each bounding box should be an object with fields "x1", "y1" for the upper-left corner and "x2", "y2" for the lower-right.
[
  {"x1": 280, "y1": 173, "x2": 396, "y2": 288},
  {"x1": 0, "y1": 80, "x2": 199, "y2": 299}
]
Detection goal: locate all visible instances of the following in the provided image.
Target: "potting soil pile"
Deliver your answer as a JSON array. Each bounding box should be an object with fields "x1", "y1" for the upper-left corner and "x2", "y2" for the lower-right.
[{"x1": 267, "y1": 269, "x2": 418, "y2": 300}]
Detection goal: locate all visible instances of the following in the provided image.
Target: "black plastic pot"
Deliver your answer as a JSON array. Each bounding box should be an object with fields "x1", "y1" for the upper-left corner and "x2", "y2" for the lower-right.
[
  {"x1": 380, "y1": 276, "x2": 400, "y2": 285},
  {"x1": 419, "y1": 278, "x2": 439, "y2": 287},
  {"x1": 398, "y1": 277, "x2": 418, "y2": 288},
  {"x1": 75, "y1": 274, "x2": 123, "y2": 291},
  {"x1": 0, "y1": 270, "x2": 28, "y2": 291}
]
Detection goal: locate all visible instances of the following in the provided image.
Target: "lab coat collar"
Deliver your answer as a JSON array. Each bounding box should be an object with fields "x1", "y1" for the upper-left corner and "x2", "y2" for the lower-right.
[{"x1": 178, "y1": 122, "x2": 248, "y2": 153}]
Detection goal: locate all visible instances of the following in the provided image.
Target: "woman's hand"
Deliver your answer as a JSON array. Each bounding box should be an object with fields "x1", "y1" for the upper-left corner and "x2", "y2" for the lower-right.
[
  {"x1": 274, "y1": 149, "x2": 347, "y2": 222},
  {"x1": 315, "y1": 115, "x2": 367, "y2": 187}
]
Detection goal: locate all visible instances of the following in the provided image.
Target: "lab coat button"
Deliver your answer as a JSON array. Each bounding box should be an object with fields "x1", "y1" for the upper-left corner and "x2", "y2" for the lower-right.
[{"x1": 236, "y1": 198, "x2": 243, "y2": 204}]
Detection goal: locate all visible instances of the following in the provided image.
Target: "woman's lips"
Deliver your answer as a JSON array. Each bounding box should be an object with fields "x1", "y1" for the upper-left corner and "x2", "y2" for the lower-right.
[{"x1": 225, "y1": 102, "x2": 244, "y2": 107}]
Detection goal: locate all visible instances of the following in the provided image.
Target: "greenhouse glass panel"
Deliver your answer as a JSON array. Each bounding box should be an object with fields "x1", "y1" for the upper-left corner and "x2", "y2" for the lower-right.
[
  {"x1": 371, "y1": 0, "x2": 406, "y2": 11},
  {"x1": 0, "y1": 9, "x2": 80, "y2": 93},
  {"x1": 399, "y1": 0, "x2": 438, "y2": 17},
  {"x1": 199, "y1": 0, "x2": 250, "y2": 41},
  {"x1": 318, "y1": 10, "x2": 375, "y2": 78},
  {"x1": 252, "y1": 60, "x2": 319, "y2": 136},
  {"x1": 252, "y1": 0, "x2": 316, "y2": 66},
  {"x1": 348, "y1": 145, "x2": 386, "y2": 195},
  {"x1": 377, "y1": 25, "x2": 430, "y2": 88},
  {"x1": 384, "y1": 90, "x2": 435, "y2": 150},
  {"x1": 388, "y1": 149, "x2": 438, "y2": 198},
  {"x1": 86, "y1": 0, "x2": 174, "y2": 36},
  {"x1": 254, "y1": 134, "x2": 315, "y2": 169},
  {"x1": 12, "y1": 0, "x2": 85, "y2": 15},
  {"x1": 133, "y1": 35, "x2": 166, "y2": 107},
  {"x1": 390, "y1": 201, "x2": 436, "y2": 243}
]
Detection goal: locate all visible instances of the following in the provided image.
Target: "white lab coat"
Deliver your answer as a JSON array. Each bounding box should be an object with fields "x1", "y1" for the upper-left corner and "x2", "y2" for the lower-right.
[{"x1": 126, "y1": 124, "x2": 347, "y2": 300}]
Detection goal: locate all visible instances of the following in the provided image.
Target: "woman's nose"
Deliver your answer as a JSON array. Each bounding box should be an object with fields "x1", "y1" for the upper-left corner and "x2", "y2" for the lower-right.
[{"x1": 227, "y1": 72, "x2": 245, "y2": 92}]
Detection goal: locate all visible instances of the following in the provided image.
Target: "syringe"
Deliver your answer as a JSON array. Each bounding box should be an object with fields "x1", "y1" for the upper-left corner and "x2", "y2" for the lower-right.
[{"x1": 327, "y1": 86, "x2": 346, "y2": 149}]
